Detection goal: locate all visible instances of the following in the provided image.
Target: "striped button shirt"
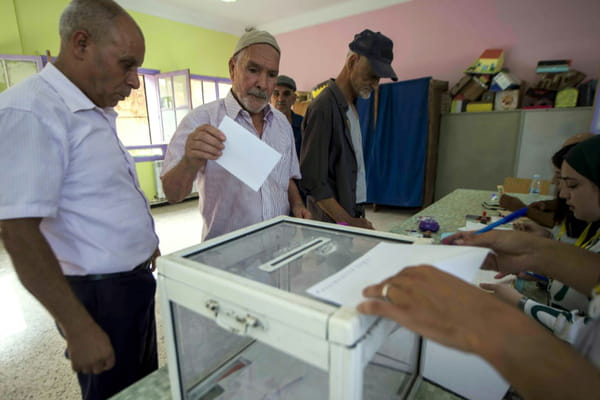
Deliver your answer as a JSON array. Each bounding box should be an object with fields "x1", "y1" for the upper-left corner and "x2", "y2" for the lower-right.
[
  {"x1": 0, "y1": 64, "x2": 158, "y2": 275},
  {"x1": 162, "y1": 91, "x2": 300, "y2": 241}
]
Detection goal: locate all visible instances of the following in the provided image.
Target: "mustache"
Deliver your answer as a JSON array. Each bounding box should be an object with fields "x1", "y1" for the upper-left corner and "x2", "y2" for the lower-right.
[{"x1": 247, "y1": 89, "x2": 268, "y2": 100}]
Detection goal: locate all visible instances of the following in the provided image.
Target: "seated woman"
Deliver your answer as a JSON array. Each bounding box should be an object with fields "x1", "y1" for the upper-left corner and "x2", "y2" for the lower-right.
[
  {"x1": 512, "y1": 143, "x2": 599, "y2": 312},
  {"x1": 500, "y1": 132, "x2": 594, "y2": 228},
  {"x1": 511, "y1": 143, "x2": 593, "y2": 242},
  {"x1": 482, "y1": 135, "x2": 600, "y2": 344}
]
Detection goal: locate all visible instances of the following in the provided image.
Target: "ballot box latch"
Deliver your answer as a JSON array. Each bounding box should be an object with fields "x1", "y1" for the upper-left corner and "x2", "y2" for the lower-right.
[{"x1": 205, "y1": 299, "x2": 263, "y2": 336}]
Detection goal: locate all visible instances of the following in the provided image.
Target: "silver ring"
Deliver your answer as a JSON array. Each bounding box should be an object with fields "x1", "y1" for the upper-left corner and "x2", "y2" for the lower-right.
[{"x1": 382, "y1": 283, "x2": 392, "y2": 303}]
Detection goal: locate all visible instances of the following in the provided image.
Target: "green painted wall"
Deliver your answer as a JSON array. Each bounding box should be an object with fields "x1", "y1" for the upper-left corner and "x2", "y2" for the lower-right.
[
  {"x1": 12, "y1": 0, "x2": 67, "y2": 57},
  {"x1": 135, "y1": 162, "x2": 157, "y2": 201},
  {"x1": 0, "y1": 0, "x2": 24, "y2": 54},
  {"x1": 2, "y1": 0, "x2": 238, "y2": 203},
  {"x1": 2, "y1": 0, "x2": 238, "y2": 78},
  {"x1": 130, "y1": 11, "x2": 237, "y2": 78}
]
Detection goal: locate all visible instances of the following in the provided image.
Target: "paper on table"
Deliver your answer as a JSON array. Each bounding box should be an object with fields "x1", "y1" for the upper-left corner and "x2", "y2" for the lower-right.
[
  {"x1": 458, "y1": 220, "x2": 513, "y2": 232},
  {"x1": 216, "y1": 116, "x2": 282, "y2": 191},
  {"x1": 306, "y1": 242, "x2": 489, "y2": 308}
]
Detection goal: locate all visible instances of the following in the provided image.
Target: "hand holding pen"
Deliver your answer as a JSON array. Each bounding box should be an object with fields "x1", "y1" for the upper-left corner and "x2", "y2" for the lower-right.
[
  {"x1": 442, "y1": 214, "x2": 548, "y2": 281},
  {"x1": 474, "y1": 207, "x2": 528, "y2": 235}
]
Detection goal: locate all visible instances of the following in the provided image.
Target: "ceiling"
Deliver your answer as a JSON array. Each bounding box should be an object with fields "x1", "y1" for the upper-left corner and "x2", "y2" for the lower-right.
[{"x1": 116, "y1": 0, "x2": 409, "y2": 36}]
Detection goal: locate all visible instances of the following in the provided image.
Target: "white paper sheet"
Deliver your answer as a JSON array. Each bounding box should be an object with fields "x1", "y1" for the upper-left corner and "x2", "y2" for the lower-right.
[
  {"x1": 306, "y1": 242, "x2": 489, "y2": 308},
  {"x1": 459, "y1": 220, "x2": 515, "y2": 232},
  {"x1": 216, "y1": 116, "x2": 282, "y2": 191},
  {"x1": 423, "y1": 341, "x2": 509, "y2": 400}
]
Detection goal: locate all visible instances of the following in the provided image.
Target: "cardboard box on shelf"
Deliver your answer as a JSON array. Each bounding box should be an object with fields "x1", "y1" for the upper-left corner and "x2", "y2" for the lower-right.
[
  {"x1": 461, "y1": 76, "x2": 488, "y2": 101},
  {"x1": 555, "y1": 88, "x2": 578, "y2": 108},
  {"x1": 577, "y1": 80, "x2": 597, "y2": 106},
  {"x1": 522, "y1": 88, "x2": 556, "y2": 109},
  {"x1": 466, "y1": 102, "x2": 493, "y2": 112},
  {"x1": 535, "y1": 70, "x2": 586, "y2": 91},
  {"x1": 451, "y1": 95, "x2": 466, "y2": 113},
  {"x1": 494, "y1": 89, "x2": 520, "y2": 111},
  {"x1": 465, "y1": 49, "x2": 504, "y2": 75},
  {"x1": 535, "y1": 59, "x2": 571, "y2": 74},
  {"x1": 449, "y1": 75, "x2": 472, "y2": 97},
  {"x1": 490, "y1": 72, "x2": 520, "y2": 92}
]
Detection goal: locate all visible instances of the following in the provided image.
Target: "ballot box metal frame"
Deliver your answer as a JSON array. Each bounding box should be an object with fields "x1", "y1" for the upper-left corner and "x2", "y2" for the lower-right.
[{"x1": 158, "y1": 216, "x2": 428, "y2": 400}]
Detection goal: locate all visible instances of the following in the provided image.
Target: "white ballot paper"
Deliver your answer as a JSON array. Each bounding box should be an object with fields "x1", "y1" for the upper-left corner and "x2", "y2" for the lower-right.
[
  {"x1": 306, "y1": 242, "x2": 489, "y2": 308},
  {"x1": 216, "y1": 116, "x2": 282, "y2": 191}
]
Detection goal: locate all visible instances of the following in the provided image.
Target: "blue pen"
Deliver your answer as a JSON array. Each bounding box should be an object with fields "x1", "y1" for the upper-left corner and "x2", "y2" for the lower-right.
[
  {"x1": 472, "y1": 207, "x2": 548, "y2": 282},
  {"x1": 474, "y1": 207, "x2": 528, "y2": 234},
  {"x1": 524, "y1": 271, "x2": 549, "y2": 282}
]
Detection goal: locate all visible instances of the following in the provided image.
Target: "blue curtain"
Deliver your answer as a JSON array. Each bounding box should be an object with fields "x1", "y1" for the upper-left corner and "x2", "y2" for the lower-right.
[{"x1": 358, "y1": 77, "x2": 431, "y2": 207}]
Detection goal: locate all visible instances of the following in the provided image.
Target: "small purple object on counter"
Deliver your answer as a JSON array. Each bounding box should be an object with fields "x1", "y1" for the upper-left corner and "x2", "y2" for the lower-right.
[{"x1": 418, "y1": 216, "x2": 440, "y2": 233}]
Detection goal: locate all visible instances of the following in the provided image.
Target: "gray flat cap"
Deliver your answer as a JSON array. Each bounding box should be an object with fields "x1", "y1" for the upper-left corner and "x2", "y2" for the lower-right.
[{"x1": 276, "y1": 75, "x2": 296, "y2": 91}]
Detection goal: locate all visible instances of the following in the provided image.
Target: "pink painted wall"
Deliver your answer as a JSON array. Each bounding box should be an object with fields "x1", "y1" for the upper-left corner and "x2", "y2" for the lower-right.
[{"x1": 276, "y1": 0, "x2": 600, "y2": 91}]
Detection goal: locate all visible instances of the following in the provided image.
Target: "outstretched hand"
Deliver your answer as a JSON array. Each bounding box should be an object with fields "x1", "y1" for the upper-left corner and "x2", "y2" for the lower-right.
[
  {"x1": 441, "y1": 230, "x2": 541, "y2": 276},
  {"x1": 357, "y1": 265, "x2": 508, "y2": 355}
]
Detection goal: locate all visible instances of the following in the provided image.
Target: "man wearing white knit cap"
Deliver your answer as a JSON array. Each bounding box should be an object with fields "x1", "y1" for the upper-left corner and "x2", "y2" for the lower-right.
[{"x1": 161, "y1": 28, "x2": 311, "y2": 241}]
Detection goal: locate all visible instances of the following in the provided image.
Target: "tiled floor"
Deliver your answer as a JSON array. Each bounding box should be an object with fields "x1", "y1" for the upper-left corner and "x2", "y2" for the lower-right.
[{"x1": 0, "y1": 200, "x2": 414, "y2": 399}]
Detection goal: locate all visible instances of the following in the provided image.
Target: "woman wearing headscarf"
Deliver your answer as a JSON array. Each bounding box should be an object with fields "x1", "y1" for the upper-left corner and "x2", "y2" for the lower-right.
[{"x1": 481, "y1": 135, "x2": 600, "y2": 344}]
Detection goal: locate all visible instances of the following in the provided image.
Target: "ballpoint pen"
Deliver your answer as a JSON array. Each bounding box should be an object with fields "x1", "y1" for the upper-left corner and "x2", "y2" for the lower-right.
[
  {"x1": 474, "y1": 207, "x2": 528, "y2": 234},
  {"x1": 524, "y1": 271, "x2": 549, "y2": 282}
]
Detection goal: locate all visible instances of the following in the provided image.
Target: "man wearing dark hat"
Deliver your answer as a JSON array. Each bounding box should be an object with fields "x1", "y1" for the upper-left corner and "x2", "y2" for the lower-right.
[
  {"x1": 300, "y1": 29, "x2": 398, "y2": 228},
  {"x1": 161, "y1": 29, "x2": 310, "y2": 241},
  {"x1": 271, "y1": 75, "x2": 303, "y2": 159}
]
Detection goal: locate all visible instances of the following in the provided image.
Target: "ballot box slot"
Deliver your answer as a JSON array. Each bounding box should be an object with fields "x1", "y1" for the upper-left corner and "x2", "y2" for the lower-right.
[{"x1": 259, "y1": 237, "x2": 331, "y2": 272}]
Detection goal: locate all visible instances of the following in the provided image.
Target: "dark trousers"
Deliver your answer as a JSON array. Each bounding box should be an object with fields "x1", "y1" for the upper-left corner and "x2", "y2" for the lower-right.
[{"x1": 64, "y1": 269, "x2": 158, "y2": 400}]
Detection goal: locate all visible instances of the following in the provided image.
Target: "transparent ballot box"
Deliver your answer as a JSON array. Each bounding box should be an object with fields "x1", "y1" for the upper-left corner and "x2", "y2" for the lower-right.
[{"x1": 158, "y1": 217, "x2": 423, "y2": 400}]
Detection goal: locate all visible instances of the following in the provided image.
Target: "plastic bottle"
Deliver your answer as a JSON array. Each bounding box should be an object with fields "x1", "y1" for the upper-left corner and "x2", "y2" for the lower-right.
[{"x1": 529, "y1": 174, "x2": 542, "y2": 202}]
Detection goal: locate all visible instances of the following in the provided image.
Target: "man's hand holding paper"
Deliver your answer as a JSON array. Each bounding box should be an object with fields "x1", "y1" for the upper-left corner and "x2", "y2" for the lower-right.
[{"x1": 183, "y1": 124, "x2": 226, "y2": 170}]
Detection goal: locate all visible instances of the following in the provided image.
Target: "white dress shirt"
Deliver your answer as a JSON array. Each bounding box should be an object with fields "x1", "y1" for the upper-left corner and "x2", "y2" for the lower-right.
[
  {"x1": 162, "y1": 91, "x2": 300, "y2": 241},
  {"x1": 0, "y1": 64, "x2": 158, "y2": 275}
]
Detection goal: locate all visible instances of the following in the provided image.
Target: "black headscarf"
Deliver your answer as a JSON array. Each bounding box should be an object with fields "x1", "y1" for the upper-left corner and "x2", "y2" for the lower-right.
[
  {"x1": 566, "y1": 134, "x2": 600, "y2": 187},
  {"x1": 564, "y1": 135, "x2": 600, "y2": 237}
]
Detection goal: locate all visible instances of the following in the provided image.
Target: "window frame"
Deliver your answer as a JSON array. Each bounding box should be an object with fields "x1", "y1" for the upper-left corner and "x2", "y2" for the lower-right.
[
  {"x1": 0, "y1": 54, "x2": 44, "y2": 91},
  {"x1": 190, "y1": 74, "x2": 232, "y2": 106}
]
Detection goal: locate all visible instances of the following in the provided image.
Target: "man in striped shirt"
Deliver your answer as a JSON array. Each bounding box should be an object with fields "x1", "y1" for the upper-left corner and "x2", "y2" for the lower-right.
[{"x1": 161, "y1": 29, "x2": 310, "y2": 241}]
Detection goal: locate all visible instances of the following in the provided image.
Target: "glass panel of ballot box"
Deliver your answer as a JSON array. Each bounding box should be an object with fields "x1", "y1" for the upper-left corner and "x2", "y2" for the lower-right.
[{"x1": 158, "y1": 217, "x2": 424, "y2": 400}]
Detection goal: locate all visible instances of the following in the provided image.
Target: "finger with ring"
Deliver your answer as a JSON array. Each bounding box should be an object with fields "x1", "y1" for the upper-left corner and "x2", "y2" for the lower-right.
[{"x1": 382, "y1": 283, "x2": 393, "y2": 303}]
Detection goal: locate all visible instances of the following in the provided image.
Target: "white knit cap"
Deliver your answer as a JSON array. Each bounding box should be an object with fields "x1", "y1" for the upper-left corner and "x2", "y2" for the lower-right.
[{"x1": 233, "y1": 28, "x2": 280, "y2": 55}]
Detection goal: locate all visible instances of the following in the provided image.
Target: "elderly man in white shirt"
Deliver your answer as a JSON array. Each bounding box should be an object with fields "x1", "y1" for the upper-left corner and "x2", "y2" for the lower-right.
[
  {"x1": 0, "y1": 1, "x2": 159, "y2": 399},
  {"x1": 161, "y1": 28, "x2": 311, "y2": 241}
]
